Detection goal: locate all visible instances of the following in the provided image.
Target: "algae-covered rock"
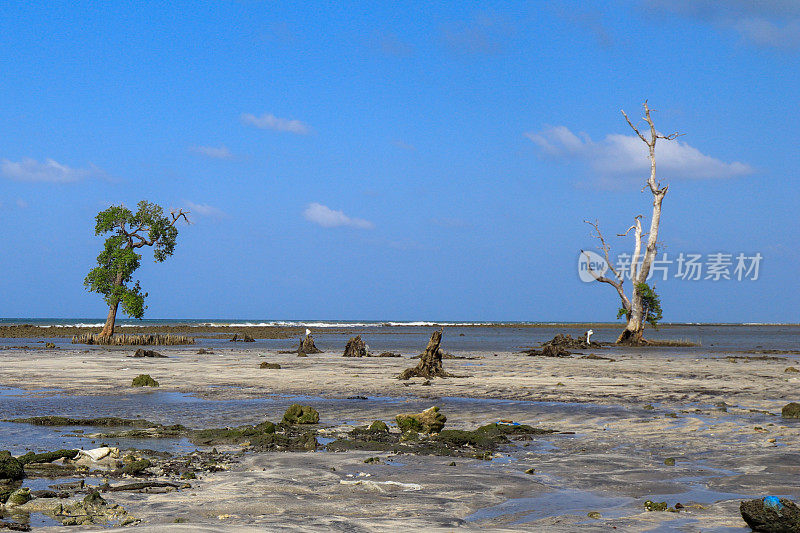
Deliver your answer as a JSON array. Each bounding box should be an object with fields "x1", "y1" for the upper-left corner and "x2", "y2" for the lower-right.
[
  {"x1": 17, "y1": 449, "x2": 78, "y2": 466},
  {"x1": 369, "y1": 420, "x2": 389, "y2": 433},
  {"x1": 644, "y1": 500, "x2": 669, "y2": 511},
  {"x1": 664, "y1": 457, "x2": 676, "y2": 466},
  {"x1": 283, "y1": 404, "x2": 320, "y2": 424},
  {"x1": 740, "y1": 497, "x2": 800, "y2": 533},
  {"x1": 260, "y1": 362, "x2": 281, "y2": 369},
  {"x1": 190, "y1": 421, "x2": 276, "y2": 446},
  {"x1": 785, "y1": 367, "x2": 800, "y2": 373},
  {"x1": 121, "y1": 459, "x2": 151, "y2": 476},
  {"x1": 0, "y1": 450, "x2": 25, "y2": 481},
  {"x1": 781, "y1": 402, "x2": 800, "y2": 418},
  {"x1": 84, "y1": 490, "x2": 106, "y2": 505},
  {"x1": 396, "y1": 406, "x2": 446, "y2": 433},
  {"x1": 132, "y1": 374, "x2": 159, "y2": 387},
  {"x1": 6, "y1": 487, "x2": 31, "y2": 506}
]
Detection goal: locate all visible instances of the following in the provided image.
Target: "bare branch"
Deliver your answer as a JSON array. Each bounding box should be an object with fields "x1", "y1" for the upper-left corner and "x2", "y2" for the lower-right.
[
  {"x1": 621, "y1": 109, "x2": 647, "y2": 143},
  {"x1": 171, "y1": 209, "x2": 190, "y2": 225},
  {"x1": 583, "y1": 219, "x2": 623, "y2": 284}
]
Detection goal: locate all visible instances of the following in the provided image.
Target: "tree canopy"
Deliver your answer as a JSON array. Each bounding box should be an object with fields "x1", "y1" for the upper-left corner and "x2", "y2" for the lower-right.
[{"x1": 84, "y1": 201, "x2": 186, "y2": 322}]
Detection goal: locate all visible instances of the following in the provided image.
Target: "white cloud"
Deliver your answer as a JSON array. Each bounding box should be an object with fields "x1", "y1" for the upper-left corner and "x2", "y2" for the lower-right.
[
  {"x1": 184, "y1": 201, "x2": 227, "y2": 219},
  {"x1": 643, "y1": 0, "x2": 800, "y2": 49},
  {"x1": 303, "y1": 203, "x2": 373, "y2": 229},
  {"x1": 16, "y1": 198, "x2": 27, "y2": 208},
  {"x1": 241, "y1": 113, "x2": 310, "y2": 135},
  {"x1": 190, "y1": 145, "x2": 234, "y2": 159},
  {"x1": 1, "y1": 158, "x2": 105, "y2": 183},
  {"x1": 527, "y1": 126, "x2": 753, "y2": 183}
]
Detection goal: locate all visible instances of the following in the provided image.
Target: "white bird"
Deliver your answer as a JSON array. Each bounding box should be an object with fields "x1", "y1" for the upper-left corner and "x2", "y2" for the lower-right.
[
  {"x1": 305, "y1": 328, "x2": 311, "y2": 337},
  {"x1": 586, "y1": 329, "x2": 594, "y2": 344}
]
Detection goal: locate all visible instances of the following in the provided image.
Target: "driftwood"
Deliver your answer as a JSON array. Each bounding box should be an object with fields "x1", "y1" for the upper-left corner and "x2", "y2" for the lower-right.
[
  {"x1": 343, "y1": 335, "x2": 368, "y2": 357},
  {"x1": 104, "y1": 481, "x2": 180, "y2": 493},
  {"x1": 398, "y1": 330, "x2": 451, "y2": 380},
  {"x1": 72, "y1": 333, "x2": 194, "y2": 346}
]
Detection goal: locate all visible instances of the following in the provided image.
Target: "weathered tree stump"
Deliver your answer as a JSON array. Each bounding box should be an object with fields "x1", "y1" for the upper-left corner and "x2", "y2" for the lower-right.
[
  {"x1": 343, "y1": 335, "x2": 368, "y2": 357},
  {"x1": 299, "y1": 334, "x2": 322, "y2": 355},
  {"x1": 398, "y1": 329, "x2": 450, "y2": 380}
]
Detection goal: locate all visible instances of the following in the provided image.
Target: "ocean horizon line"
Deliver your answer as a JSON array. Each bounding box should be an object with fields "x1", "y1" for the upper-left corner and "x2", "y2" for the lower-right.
[{"x1": 0, "y1": 318, "x2": 797, "y2": 328}]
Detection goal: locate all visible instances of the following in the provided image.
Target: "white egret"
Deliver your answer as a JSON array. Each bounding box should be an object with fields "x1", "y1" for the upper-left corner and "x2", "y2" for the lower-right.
[{"x1": 586, "y1": 329, "x2": 594, "y2": 344}]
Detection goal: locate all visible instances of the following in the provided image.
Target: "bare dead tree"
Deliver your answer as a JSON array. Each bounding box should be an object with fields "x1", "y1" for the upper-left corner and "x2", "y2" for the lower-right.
[{"x1": 582, "y1": 101, "x2": 680, "y2": 344}]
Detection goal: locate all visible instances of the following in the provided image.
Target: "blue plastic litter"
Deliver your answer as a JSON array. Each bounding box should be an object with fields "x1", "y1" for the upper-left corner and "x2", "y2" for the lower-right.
[{"x1": 763, "y1": 496, "x2": 783, "y2": 511}]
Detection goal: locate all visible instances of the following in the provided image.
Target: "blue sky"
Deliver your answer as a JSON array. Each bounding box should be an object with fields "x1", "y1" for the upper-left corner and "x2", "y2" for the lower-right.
[{"x1": 1, "y1": 1, "x2": 798, "y2": 322}]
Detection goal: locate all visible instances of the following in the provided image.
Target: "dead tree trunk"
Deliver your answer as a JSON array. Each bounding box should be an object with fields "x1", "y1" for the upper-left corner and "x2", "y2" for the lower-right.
[
  {"x1": 299, "y1": 334, "x2": 322, "y2": 355},
  {"x1": 398, "y1": 329, "x2": 449, "y2": 380},
  {"x1": 343, "y1": 335, "x2": 368, "y2": 357},
  {"x1": 583, "y1": 101, "x2": 679, "y2": 345}
]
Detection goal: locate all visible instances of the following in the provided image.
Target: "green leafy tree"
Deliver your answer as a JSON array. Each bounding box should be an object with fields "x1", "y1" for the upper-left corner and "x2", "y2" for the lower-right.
[
  {"x1": 617, "y1": 282, "x2": 662, "y2": 330},
  {"x1": 84, "y1": 201, "x2": 188, "y2": 338}
]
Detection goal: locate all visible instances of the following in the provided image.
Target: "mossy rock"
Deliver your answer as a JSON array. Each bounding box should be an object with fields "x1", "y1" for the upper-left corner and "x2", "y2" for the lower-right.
[
  {"x1": 121, "y1": 459, "x2": 151, "y2": 475},
  {"x1": 644, "y1": 500, "x2": 669, "y2": 511},
  {"x1": 396, "y1": 406, "x2": 446, "y2": 433},
  {"x1": 283, "y1": 404, "x2": 320, "y2": 424},
  {"x1": 132, "y1": 374, "x2": 159, "y2": 387},
  {"x1": 0, "y1": 450, "x2": 24, "y2": 481},
  {"x1": 84, "y1": 490, "x2": 106, "y2": 505},
  {"x1": 369, "y1": 420, "x2": 389, "y2": 433},
  {"x1": 6, "y1": 416, "x2": 159, "y2": 428},
  {"x1": 260, "y1": 362, "x2": 281, "y2": 369},
  {"x1": 6, "y1": 487, "x2": 31, "y2": 506},
  {"x1": 17, "y1": 449, "x2": 79, "y2": 465},
  {"x1": 191, "y1": 420, "x2": 276, "y2": 446},
  {"x1": 781, "y1": 402, "x2": 800, "y2": 418}
]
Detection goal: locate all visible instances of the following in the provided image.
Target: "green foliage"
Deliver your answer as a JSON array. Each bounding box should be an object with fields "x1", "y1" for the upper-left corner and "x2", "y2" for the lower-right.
[
  {"x1": 636, "y1": 282, "x2": 663, "y2": 329},
  {"x1": 84, "y1": 201, "x2": 182, "y2": 320},
  {"x1": 616, "y1": 307, "x2": 629, "y2": 321}
]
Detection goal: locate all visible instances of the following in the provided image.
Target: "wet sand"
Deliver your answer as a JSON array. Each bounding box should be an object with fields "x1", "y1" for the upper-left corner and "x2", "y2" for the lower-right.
[{"x1": 1, "y1": 336, "x2": 799, "y2": 531}]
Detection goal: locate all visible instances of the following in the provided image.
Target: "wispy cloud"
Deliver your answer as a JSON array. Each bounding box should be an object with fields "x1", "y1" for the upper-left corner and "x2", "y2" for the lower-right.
[
  {"x1": 184, "y1": 201, "x2": 227, "y2": 220},
  {"x1": 303, "y1": 202, "x2": 374, "y2": 229},
  {"x1": 431, "y1": 217, "x2": 471, "y2": 229},
  {"x1": 241, "y1": 113, "x2": 311, "y2": 135},
  {"x1": 392, "y1": 140, "x2": 416, "y2": 151},
  {"x1": 1, "y1": 158, "x2": 106, "y2": 183},
  {"x1": 643, "y1": 0, "x2": 800, "y2": 49},
  {"x1": 189, "y1": 145, "x2": 234, "y2": 159},
  {"x1": 16, "y1": 198, "x2": 28, "y2": 208},
  {"x1": 527, "y1": 126, "x2": 753, "y2": 184},
  {"x1": 371, "y1": 32, "x2": 414, "y2": 57},
  {"x1": 441, "y1": 13, "x2": 514, "y2": 55}
]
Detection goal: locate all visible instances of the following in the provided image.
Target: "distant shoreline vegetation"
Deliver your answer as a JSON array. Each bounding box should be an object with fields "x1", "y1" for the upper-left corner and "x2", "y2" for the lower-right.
[{"x1": 0, "y1": 319, "x2": 796, "y2": 328}]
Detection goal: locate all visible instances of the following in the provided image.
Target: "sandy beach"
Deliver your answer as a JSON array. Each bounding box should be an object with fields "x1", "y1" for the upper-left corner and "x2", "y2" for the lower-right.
[{"x1": 1, "y1": 326, "x2": 798, "y2": 531}]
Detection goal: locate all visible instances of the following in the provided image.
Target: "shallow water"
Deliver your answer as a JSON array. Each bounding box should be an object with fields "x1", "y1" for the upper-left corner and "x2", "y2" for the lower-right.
[{"x1": 4, "y1": 324, "x2": 800, "y2": 355}]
